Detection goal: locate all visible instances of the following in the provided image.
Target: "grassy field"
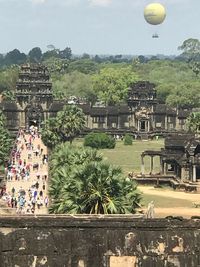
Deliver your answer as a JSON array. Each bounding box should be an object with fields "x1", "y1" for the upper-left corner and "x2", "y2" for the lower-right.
[
  {"x1": 74, "y1": 138, "x2": 199, "y2": 214},
  {"x1": 99, "y1": 139, "x2": 164, "y2": 174},
  {"x1": 75, "y1": 138, "x2": 164, "y2": 174}
]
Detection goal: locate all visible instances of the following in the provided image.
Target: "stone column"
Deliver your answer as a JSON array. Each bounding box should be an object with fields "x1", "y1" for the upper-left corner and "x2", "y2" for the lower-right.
[
  {"x1": 174, "y1": 164, "x2": 177, "y2": 177},
  {"x1": 164, "y1": 163, "x2": 168, "y2": 175},
  {"x1": 117, "y1": 115, "x2": 120, "y2": 129},
  {"x1": 104, "y1": 115, "x2": 108, "y2": 129},
  {"x1": 181, "y1": 167, "x2": 185, "y2": 181},
  {"x1": 147, "y1": 120, "x2": 150, "y2": 132},
  {"x1": 193, "y1": 165, "x2": 196, "y2": 182},
  {"x1": 141, "y1": 156, "x2": 145, "y2": 175},
  {"x1": 150, "y1": 156, "x2": 154, "y2": 174},
  {"x1": 138, "y1": 121, "x2": 140, "y2": 132},
  {"x1": 160, "y1": 157, "x2": 164, "y2": 175}
]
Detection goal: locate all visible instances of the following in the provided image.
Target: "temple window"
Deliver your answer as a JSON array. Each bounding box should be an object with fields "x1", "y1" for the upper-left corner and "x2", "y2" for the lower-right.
[{"x1": 92, "y1": 116, "x2": 105, "y2": 123}]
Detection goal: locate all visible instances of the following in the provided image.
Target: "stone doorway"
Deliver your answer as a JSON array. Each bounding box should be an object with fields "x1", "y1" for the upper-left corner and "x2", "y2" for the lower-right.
[
  {"x1": 25, "y1": 104, "x2": 44, "y2": 130},
  {"x1": 29, "y1": 119, "x2": 39, "y2": 128},
  {"x1": 196, "y1": 167, "x2": 200, "y2": 180},
  {"x1": 139, "y1": 120, "x2": 149, "y2": 132}
]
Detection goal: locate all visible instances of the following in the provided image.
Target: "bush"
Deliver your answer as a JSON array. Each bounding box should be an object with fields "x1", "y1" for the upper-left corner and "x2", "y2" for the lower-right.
[
  {"x1": 84, "y1": 132, "x2": 116, "y2": 149},
  {"x1": 124, "y1": 134, "x2": 133, "y2": 145}
]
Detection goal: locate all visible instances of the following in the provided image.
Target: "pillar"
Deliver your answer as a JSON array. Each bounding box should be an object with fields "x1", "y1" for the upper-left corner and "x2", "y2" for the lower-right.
[
  {"x1": 147, "y1": 120, "x2": 150, "y2": 132},
  {"x1": 160, "y1": 157, "x2": 164, "y2": 175},
  {"x1": 104, "y1": 115, "x2": 108, "y2": 129},
  {"x1": 174, "y1": 164, "x2": 177, "y2": 177},
  {"x1": 138, "y1": 121, "x2": 140, "y2": 132},
  {"x1": 164, "y1": 163, "x2": 168, "y2": 175},
  {"x1": 141, "y1": 156, "x2": 145, "y2": 175},
  {"x1": 150, "y1": 156, "x2": 154, "y2": 174},
  {"x1": 164, "y1": 116, "x2": 167, "y2": 130},
  {"x1": 181, "y1": 167, "x2": 185, "y2": 181},
  {"x1": 117, "y1": 115, "x2": 120, "y2": 129},
  {"x1": 193, "y1": 165, "x2": 196, "y2": 182}
]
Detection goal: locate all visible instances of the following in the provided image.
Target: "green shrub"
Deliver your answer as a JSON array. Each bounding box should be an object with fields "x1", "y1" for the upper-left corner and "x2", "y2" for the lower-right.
[
  {"x1": 84, "y1": 132, "x2": 116, "y2": 149},
  {"x1": 124, "y1": 134, "x2": 133, "y2": 145}
]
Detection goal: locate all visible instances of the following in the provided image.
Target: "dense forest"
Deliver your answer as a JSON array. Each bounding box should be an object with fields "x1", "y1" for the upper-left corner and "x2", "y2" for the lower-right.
[{"x1": 0, "y1": 38, "x2": 200, "y2": 109}]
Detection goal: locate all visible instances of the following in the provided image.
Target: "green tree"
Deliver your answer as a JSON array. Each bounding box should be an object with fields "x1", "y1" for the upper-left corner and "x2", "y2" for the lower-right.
[
  {"x1": 42, "y1": 45, "x2": 60, "y2": 61},
  {"x1": 188, "y1": 60, "x2": 200, "y2": 76},
  {"x1": 0, "y1": 65, "x2": 19, "y2": 93},
  {"x1": 124, "y1": 134, "x2": 133, "y2": 145},
  {"x1": 41, "y1": 118, "x2": 62, "y2": 150},
  {"x1": 0, "y1": 110, "x2": 13, "y2": 165},
  {"x1": 28, "y1": 47, "x2": 42, "y2": 63},
  {"x1": 59, "y1": 47, "x2": 72, "y2": 60},
  {"x1": 68, "y1": 59, "x2": 98, "y2": 74},
  {"x1": 166, "y1": 82, "x2": 200, "y2": 109},
  {"x1": 57, "y1": 105, "x2": 86, "y2": 144},
  {"x1": 49, "y1": 144, "x2": 141, "y2": 214},
  {"x1": 178, "y1": 38, "x2": 200, "y2": 60},
  {"x1": 52, "y1": 71, "x2": 95, "y2": 103},
  {"x1": 92, "y1": 66, "x2": 138, "y2": 105},
  {"x1": 49, "y1": 144, "x2": 103, "y2": 199},
  {"x1": 43, "y1": 57, "x2": 69, "y2": 74},
  {"x1": 186, "y1": 112, "x2": 200, "y2": 133},
  {"x1": 4, "y1": 49, "x2": 27, "y2": 65},
  {"x1": 41, "y1": 105, "x2": 85, "y2": 148},
  {"x1": 84, "y1": 132, "x2": 116, "y2": 149}
]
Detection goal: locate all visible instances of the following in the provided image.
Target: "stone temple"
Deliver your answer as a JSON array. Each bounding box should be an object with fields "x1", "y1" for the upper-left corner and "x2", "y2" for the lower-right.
[{"x1": 0, "y1": 63, "x2": 190, "y2": 137}]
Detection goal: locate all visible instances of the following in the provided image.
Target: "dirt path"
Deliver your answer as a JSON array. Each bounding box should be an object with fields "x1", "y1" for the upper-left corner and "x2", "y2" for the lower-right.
[
  {"x1": 139, "y1": 185, "x2": 200, "y2": 201},
  {"x1": 5, "y1": 131, "x2": 48, "y2": 215},
  {"x1": 139, "y1": 185, "x2": 200, "y2": 218}
]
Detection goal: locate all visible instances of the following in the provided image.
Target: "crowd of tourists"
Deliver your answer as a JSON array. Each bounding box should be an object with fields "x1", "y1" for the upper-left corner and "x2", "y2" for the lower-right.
[{"x1": 3, "y1": 126, "x2": 49, "y2": 214}]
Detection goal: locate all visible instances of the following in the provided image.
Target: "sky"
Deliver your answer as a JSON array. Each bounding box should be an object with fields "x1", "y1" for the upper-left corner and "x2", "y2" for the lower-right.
[{"x1": 0, "y1": 0, "x2": 199, "y2": 55}]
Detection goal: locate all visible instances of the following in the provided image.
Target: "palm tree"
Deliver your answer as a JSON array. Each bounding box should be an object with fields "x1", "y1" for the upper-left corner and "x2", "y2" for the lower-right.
[
  {"x1": 49, "y1": 145, "x2": 141, "y2": 214},
  {"x1": 41, "y1": 105, "x2": 86, "y2": 149},
  {"x1": 57, "y1": 105, "x2": 85, "y2": 144},
  {"x1": 49, "y1": 143, "x2": 102, "y2": 174},
  {"x1": 49, "y1": 144, "x2": 103, "y2": 200},
  {"x1": 41, "y1": 118, "x2": 62, "y2": 149}
]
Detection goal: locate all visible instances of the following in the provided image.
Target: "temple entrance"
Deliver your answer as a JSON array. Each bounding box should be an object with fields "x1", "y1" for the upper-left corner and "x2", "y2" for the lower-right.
[
  {"x1": 25, "y1": 104, "x2": 44, "y2": 131},
  {"x1": 196, "y1": 167, "x2": 200, "y2": 180},
  {"x1": 139, "y1": 120, "x2": 149, "y2": 132},
  {"x1": 140, "y1": 121, "x2": 145, "y2": 131},
  {"x1": 29, "y1": 119, "x2": 39, "y2": 128}
]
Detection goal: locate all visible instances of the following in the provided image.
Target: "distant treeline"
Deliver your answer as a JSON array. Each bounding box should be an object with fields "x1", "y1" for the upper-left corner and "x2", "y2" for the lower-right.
[{"x1": 0, "y1": 38, "x2": 200, "y2": 110}]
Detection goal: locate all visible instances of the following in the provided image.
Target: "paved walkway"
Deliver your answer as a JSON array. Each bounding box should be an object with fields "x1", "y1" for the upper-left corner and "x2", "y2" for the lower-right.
[{"x1": 4, "y1": 129, "x2": 49, "y2": 215}]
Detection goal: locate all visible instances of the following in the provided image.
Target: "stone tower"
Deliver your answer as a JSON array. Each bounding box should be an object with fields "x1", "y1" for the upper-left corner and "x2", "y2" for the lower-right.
[
  {"x1": 15, "y1": 64, "x2": 53, "y2": 130},
  {"x1": 127, "y1": 81, "x2": 157, "y2": 132}
]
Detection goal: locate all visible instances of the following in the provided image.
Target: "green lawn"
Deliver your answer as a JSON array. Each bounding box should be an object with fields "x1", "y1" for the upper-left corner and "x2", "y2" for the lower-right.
[
  {"x1": 74, "y1": 138, "x2": 196, "y2": 211},
  {"x1": 99, "y1": 139, "x2": 164, "y2": 174},
  {"x1": 75, "y1": 138, "x2": 164, "y2": 174}
]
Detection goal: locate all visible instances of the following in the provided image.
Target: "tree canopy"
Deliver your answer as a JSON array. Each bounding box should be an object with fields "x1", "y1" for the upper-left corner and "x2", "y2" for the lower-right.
[
  {"x1": 186, "y1": 112, "x2": 200, "y2": 133},
  {"x1": 0, "y1": 39, "x2": 200, "y2": 110},
  {"x1": 178, "y1": 38, "x2": 200, "y2": 60},
  {"x1": 0, "y1": 111, "x2": 13, "y2": 165},
  {"x1": 49, "y1": 143, "x2": 141, "y2": 214},
  {"x1": 41, "y1": 104, "x2": 85, "y2": 149},
  {"x1": 92, "y1": 66, "x2": 138, "y2": 105}
]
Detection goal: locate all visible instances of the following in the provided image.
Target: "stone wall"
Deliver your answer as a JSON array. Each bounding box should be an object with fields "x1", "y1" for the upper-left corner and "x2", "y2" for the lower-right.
[{"x1": 0, "y1": 215, "x2": 199, "y2": 267}]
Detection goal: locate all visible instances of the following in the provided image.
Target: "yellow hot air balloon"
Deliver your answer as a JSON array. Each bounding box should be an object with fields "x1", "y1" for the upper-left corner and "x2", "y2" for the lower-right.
[{"x1": 144, "y1": 3, "x2": 166, "y2": 25}]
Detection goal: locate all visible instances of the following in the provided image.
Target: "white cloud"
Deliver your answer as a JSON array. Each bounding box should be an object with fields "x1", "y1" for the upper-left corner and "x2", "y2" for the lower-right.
[{"x1": 88, "y1": 0, "x2": 112, "y2": 7}]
